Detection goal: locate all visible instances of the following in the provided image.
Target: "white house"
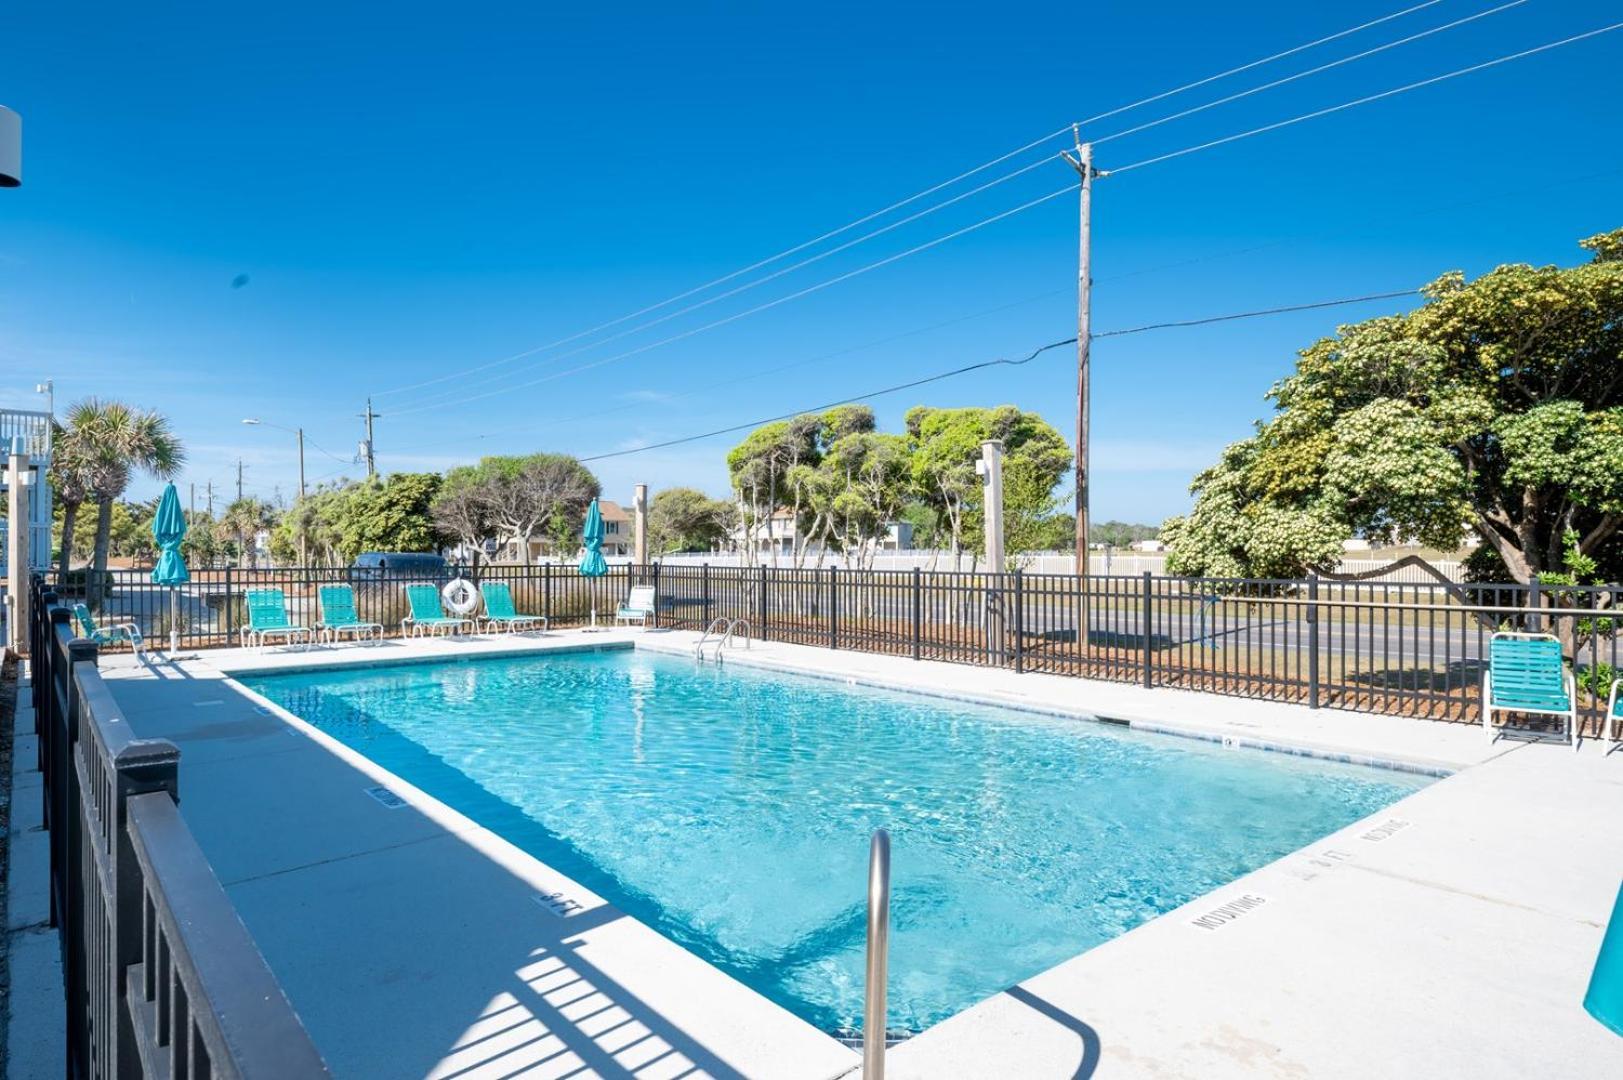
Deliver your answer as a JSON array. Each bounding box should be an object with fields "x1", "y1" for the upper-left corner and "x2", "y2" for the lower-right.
[
  {"x1": 499, "y1": 500, "x2": 634, "y2": 561},
  {"x1": 728, "y1": 509, "x2": 914, "y2": 559}
]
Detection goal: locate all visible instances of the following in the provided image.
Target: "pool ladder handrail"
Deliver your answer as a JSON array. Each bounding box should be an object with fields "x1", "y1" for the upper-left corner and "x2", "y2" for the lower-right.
[
  {"x1": 695, "y1": 617, "x2": 752, "y2": 661},
  {"x1": 865, "y1": 828, "x2": 891, "y2": 1079}
]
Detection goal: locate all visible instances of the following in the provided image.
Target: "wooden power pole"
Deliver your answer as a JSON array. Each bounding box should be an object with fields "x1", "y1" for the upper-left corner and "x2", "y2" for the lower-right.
[
  {"x1": 1062, "y1": 129, "x2": 1103, "y2": 646},
  {"x1": 360, "y1": 398, "x2": 380, "y2": 478},
  {"x1": 1062, "y1": 131, "x2": 1098, "y2": 576}
]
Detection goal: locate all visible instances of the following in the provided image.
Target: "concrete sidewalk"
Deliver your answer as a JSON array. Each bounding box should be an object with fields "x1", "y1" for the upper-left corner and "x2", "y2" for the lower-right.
[{"x1": 5, "y1": 679, "x2": 66, "y2": 1080}]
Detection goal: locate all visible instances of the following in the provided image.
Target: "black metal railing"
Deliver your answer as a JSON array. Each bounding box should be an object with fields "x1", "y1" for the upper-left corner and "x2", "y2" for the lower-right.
[
  {"x1": 28, "y1": 576, "x2": 329, "y2": 1079},
  {"x1": 49, "y1": 562, "x2": 1623, "y2": 737}
]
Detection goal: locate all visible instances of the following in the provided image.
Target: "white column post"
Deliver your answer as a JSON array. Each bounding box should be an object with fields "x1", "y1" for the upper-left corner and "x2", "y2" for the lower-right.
[
  {"x1": 977, "y1": 440, "x2": 1005, "y2": 571},
  {"x1": 633, "y1": 484, "x2": 649, "y2": 566},
  {"x1": 7, "y1": 439, "x2": 32, "y2": 652}
]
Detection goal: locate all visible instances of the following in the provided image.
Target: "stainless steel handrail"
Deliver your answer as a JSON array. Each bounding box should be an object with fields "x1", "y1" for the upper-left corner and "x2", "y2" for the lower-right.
[
  {"x1": 722, "y1": 618, "x2": 752, "y2": 651},
  {"x1": 864, "y1": 828, "x2": 891, "y2": 1079},
  {"x1": 695, "y1": 617, "x2": 731, "y2": 659}
]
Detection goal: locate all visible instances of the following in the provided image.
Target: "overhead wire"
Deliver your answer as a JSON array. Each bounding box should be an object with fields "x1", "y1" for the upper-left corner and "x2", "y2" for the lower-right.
[
  {"x1": 371, "y1": 0, "x2": 1453, "y2": 401},
  {"x1": 574, "y1": 288, "x2": 1423, "y2": 464},
  {"x1": 1111, "y1": 20, "x2": 1623, "y2": 174},
  {"x1": 1089, "y1": 0, "x2": 1528, "y2": 147},
  {"x1": 387, "y1": 182, "x2": 1082, "y2": 416}
]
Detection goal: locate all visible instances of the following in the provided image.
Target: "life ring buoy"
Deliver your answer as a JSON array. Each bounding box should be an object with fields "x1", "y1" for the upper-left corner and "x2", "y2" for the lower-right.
[{"x1": 442, "y1": 577, "x2": 480, "y2": 615}]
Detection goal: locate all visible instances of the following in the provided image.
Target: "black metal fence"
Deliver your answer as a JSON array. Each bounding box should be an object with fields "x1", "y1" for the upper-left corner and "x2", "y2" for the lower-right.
[
  {"x1": 52, "y1": 563, "x2": 1623, "y2": 737},
  {"x1": 29, "y1": 576, "x2": 329, "y2": 1079}
]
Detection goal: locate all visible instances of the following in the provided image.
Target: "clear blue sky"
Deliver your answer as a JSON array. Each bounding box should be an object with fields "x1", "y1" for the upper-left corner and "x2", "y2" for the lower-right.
[{"x1": 2, "y1": 1, "x2": 1619, "y2": 524}]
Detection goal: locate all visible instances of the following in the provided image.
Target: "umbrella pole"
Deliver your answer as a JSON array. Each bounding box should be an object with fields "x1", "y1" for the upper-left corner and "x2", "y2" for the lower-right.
[{"x1": 170, "y1": 587, "x2": 181, "y2": 654}]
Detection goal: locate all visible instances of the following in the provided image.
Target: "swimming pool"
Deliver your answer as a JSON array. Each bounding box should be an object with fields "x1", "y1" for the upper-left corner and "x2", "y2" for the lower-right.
[{"x1": 242, "y1": 648, "x2": 1429, "y2": 1037}]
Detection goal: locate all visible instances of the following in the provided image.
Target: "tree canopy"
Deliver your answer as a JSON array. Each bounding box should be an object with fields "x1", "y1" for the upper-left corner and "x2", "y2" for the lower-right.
[
  {"x1": 724, "y1": 402, "x2": 1071, "y2": 567},
  {"x1": 1163, "y1": 229, "x2": 1623, "y2": 584},
  {"x1": 648, "y1": 487, "x2": 732, "y2": 553},
  {"x1": 429, "y1": 454, "x2": 598, "y2": 564}
]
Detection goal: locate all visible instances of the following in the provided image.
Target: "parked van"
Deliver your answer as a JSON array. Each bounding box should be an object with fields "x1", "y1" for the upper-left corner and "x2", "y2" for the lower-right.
[{"x1": 348, "y1": 552, "x2": 449, "y2": 584}]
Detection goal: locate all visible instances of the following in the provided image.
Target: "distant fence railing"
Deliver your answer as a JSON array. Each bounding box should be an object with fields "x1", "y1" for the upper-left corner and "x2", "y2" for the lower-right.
[
  {"x1": 644, "y1": 550, "x2": 1467, "y2": 581},
  {"x1": 50, "y1": 563, "x2": 1617, "y2": 737},
  {"x1": 28, "y1": 576, "x2": 329, "y2": 1080}
]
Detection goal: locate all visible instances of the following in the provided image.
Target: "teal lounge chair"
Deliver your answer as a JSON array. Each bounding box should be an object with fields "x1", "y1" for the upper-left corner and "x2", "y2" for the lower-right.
[
  {"x1": 615, "y1": 585, "x2": 657, "y2": 628},
  {"x1": 242, "y1": 588, "x2": 313, "y2": 651},
  {"x1": 479, "y1": 582, "x2": 548, "y2": 634},
  {"x1": 403, "y1": 584, "x2": 475, "y2": 638},
  {"x1": 73, "y1": 603, "x2": 143, "y2": 658},
  {"x1": 1483, "y1": 632, "x2": 1576, "y2": 750},
  {"x1": 317, "y1": 585, "x2": 385, "y2": 644},
  {"x1": 1604, "y1": 679, "x2": 1623, "y2": 753}
]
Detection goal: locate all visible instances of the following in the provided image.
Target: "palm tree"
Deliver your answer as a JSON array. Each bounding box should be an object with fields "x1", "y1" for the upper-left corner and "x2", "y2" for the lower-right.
[
  {"x1": 217, "y1": 497, "x2": 274, "y2": 569},
  {"x1": 66, "y1": 400, "x2": 185, "y2": 606},
  {"x1": 47, "y1": 421, "x2": 92, "y2": 586}
]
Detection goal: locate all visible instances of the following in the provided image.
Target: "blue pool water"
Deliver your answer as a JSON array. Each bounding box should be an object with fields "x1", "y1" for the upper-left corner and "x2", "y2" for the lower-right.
[{"x1": 242, "y1": 648, "x2": 1429, "y2": 1036}]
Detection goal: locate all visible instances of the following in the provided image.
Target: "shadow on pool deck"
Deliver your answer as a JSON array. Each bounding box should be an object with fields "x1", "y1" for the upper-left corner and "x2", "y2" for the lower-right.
[
  {"x1": 98, "y1": 660, "x2": 855, "y2": 1079},
  {"x1": 1004, "y1": 986, "x2": 1101, "y2": 1079}
]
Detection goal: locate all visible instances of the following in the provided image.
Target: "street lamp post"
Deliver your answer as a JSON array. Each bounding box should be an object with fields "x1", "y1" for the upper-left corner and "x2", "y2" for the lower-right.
[
  {"x1": 241, "y1": 418, "x2": 305, "y2": 500},
  {"x1": 243, "y1": 418, "x2": 307, "y2": 566}
]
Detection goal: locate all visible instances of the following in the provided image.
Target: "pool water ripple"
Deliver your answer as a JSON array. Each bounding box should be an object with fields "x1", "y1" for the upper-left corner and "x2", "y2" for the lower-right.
[{"x1": 245, "y1": 649, "x2": 1428, "y2": 1036}]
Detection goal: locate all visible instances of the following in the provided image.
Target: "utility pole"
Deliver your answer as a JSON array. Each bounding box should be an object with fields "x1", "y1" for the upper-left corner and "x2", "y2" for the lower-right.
[
  {"x1": 206, "y1": 480, "x2": 214, "y2": 516},
  {"x1": 360, "y1": 398, "x2": 380, "y2": 478},
  {"x1": 296, "y1": 427, "x2": 307, "y2": 499},
  {"x1": 190, "y1": 481, "x2": 195, "y2": 517},
  {"x1": 236, "y1": 459, "x2": 244, "y2": 502},
  {"x1": 1062, "y1": 128, "x2": 1104, "y2": 646}
]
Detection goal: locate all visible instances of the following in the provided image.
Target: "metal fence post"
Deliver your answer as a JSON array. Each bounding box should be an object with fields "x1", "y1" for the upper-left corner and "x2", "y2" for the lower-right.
[
  {"x1": 1528, "y1": 576, "x2": 1542, "y2": 633},
  {"x1": 108, "y1": 737, "x2": 181, "y2": 1077},
  {"x1": 702, "y1": 562, "x2": 711, "y2": 627},
  {"x1": 1013, "y1": 570, "x2": 1024, "y2": 674},
  {"x1": 829, "y1": 566, "x2": 839, "y2": 650},
  {"x1": 651, "y1": 561, "x2": 661, "y2": 628},
  {"x1": 912, "y1": 568, "x2": 922, "y2": 661},
  {"x1": 759, "y1": 564, "x2": 769, "y2": 642},
  {"x1": 544, "y1": 562, "x2": 552, "y2": 624},
  {"x1": 1142, "y1": 571, "x2": 1154, "y2": 689},
  {"x1": 224, "y1": 565, "x2": 234, "y2": 645},
  {"x1": 1307, "y1": 572, "x2": 1321, "y2": 709}
]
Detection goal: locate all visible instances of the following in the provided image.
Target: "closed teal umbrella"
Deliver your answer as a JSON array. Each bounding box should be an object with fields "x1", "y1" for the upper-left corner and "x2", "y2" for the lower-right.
[
  {"x1": 150, "y1": 481, "x2": 189, "y2": 654},
  {"x1": 1587, "y1": 880, "x2": 1623, "y2": 1038},
  {"x1": 579, "y1": 498, "x2": 607, "y2": 628}
]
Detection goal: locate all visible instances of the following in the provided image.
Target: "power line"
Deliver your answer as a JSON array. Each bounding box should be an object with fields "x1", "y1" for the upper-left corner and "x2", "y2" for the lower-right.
[
  {"x1": 1090, "y1": 0, "x2": 1528, "y2": 148},
  {"x1": 439, "y1": 288, "x2": 1070, "y2": 448},
  {"x1": 389, "y1": 182, "x2": 1082, "y2": 417},
  {"x1": 575, "y1": 288, "x2": 1422, "y2": 464},
  {"x1": 454, "y1": 160, "x2": 1622, "y2": 451},
  {"x1": 1070, "y1": 0, "x2": 1448, "y2": 130},
  {"x1": 394, "y1": 0, "x2": 1507, "y2": 415},
  {"x1": 389, "y1": 152, "x2": 1064, "y2": 412},
  {"x1": 1112, "y1": 20, "x2": 1623, "y2": 174},
  {"x1": 1094, "y1": 289, "x2": 1419, "y2": 337},
  {"x1": 370, "y1": 0, "x2": 1451, "y2": 401},
  {"x1": 368, "y1": 127, "x2": 1070, "y2": 402}
]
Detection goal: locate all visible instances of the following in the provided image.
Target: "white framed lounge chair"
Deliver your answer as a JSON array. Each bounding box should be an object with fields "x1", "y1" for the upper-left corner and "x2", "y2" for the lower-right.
[
  {"x1": 1482, "y1": 632, "x2": 1577, "y2": 750},
  {"x1": 615, "y1": 585, "x2": 656, "y2": 628},
  {"x1": 1605, "y1": 679, "x2": 1623, "y2": 753},
  {"x1": 241, "y1": 588, "x2": 314, "y2": 652},
  {"x1": 402, "y1": 584, "x2": 475, "y2": 638},
  {"x1": 73, "y1": 603, "x2": 144, "y2": 659},
  {"x1": 317, "y1": 584, "x2": 385, "y2": 644},
  {"x1": 479, "y1": 582, "x2": 547, "y2": 634}
]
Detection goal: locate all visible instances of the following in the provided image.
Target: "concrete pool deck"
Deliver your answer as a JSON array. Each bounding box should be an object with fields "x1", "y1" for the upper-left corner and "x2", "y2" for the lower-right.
[{"x1": 78, "y1": 629, "x2": 1623, "y2": 1078}]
